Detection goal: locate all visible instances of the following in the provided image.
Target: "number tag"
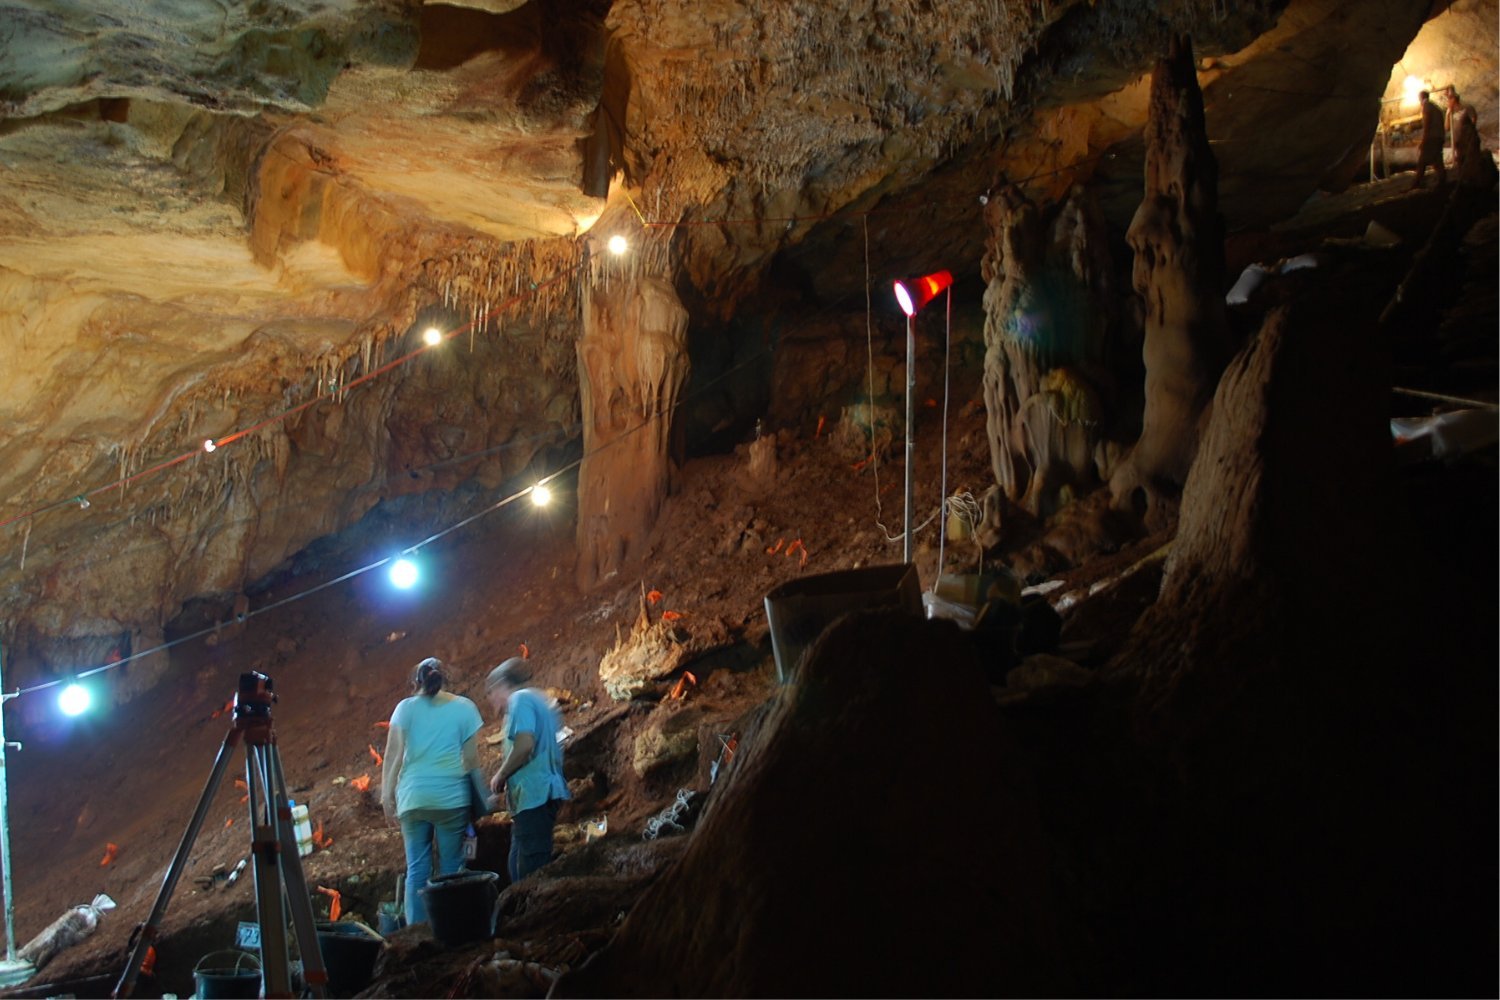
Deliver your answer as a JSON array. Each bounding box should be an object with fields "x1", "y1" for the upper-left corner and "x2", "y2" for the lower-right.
[{"x1": 235, "y1": 922, "x2": 261, "y2": 951}]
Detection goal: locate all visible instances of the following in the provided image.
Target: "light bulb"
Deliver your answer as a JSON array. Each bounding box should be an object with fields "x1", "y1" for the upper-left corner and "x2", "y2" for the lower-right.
[
  {"x1": 59, "y1": 682, "x2": 91, "y2": 717},
  {"x1": 423, "y1": 327, "x2": 443, "y2": 346},
  {"x1": 531, "y1": 484, "x2": 552, "y2": 507},
  {"x1": 607, "y1": 235, "x2": 628, "y2": 256},
  {"x1": 389, "y1": 557, "x2": 419, "y2": 590}
]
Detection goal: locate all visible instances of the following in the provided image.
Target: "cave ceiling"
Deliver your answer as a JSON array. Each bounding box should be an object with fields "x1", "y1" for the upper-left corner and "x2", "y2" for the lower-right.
[{"x1": 0, "y1": 0, "x2": 1491, "y2": 684}]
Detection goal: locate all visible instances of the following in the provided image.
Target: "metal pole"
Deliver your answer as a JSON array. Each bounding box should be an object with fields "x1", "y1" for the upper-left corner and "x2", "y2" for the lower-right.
[
  {"x1": 0, "y1": 640, "x2": 34, "y2": 983},
  {"x1": 903, "y1": 313, "x2": 915, "y2": 564}
]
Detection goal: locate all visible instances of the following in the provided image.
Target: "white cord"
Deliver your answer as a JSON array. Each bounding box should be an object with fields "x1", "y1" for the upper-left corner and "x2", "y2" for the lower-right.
[
  {"x1": 864, "y1": 217, "x2": 897, "y2": 542},
  {"x1": 933, "y1": 289, "x2": 954, "y2": 589}
]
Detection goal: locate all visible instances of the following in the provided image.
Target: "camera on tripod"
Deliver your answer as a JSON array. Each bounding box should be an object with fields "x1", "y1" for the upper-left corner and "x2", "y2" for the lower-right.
[{"x1": 233, "y1": 671, "x2": 277, "y2": 720}]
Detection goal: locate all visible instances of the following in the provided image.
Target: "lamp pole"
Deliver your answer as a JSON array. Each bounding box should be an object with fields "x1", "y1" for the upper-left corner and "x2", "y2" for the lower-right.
[
  {"x1": 0, "y1": 640, "x2": 34, "y2": 984},
  {"x1": 903, "y1": 313, "x2": 916, "y2": 564}
]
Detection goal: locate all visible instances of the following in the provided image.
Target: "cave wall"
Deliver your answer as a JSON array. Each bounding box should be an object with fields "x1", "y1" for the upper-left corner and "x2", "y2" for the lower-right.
[{"x1": 0, "y1": 0, "x2": 1468, "y2": 691}]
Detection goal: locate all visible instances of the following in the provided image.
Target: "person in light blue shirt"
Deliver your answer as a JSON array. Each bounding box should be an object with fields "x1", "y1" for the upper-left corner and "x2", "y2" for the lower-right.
[
  {"x1": 485, "y1": 657, "x2": 570, "y2": 882},
  {"x1": 380, "y1": 657, "x2": 483, "y2": 925}
]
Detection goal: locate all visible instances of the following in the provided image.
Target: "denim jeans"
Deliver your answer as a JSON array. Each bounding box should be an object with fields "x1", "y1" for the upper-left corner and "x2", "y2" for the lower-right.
[
  {"x1": 508, "y1": 799, "x2": 560, "y2": 883},
  {"x1": 400, "y1": 806, "x2": 469, "y2": 925}
]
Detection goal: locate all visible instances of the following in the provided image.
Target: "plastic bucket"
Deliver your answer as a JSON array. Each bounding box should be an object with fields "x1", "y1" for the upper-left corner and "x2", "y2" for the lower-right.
[
  {"x1": 316, "y1": 920, "x2": 384, "y2": 995},
  {"x1": 764, "y1": 564, "x2": 922, "y2": 681},
  {"x1": 418, "y1": 870, "x2": 500, "y2": 947},
  {"x1": 193, "y1": 949, "x2": 261, "y2": 999}
]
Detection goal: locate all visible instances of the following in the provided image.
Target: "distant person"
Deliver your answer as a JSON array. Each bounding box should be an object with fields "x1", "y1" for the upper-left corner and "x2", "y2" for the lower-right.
[
  {"x1": 1411, "y1": 90, "x2": 1447, "y2": 190},
  {"x1": 1445, "y1": 89, "x2": 1493, "y2": 188},
  {"x1": 381, "y1": 657, "x2": 483, "y2": 926},
  {"x1": 486, "y1": 657, "x2": 571, "y2": 882}
]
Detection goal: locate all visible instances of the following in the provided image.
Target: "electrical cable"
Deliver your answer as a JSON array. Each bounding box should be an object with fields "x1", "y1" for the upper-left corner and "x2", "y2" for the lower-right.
[
  {"x1": 933, "y1": 288, "x2": 953, "y2": 592},
  {"x1": 5, "y1": 337, "x2": 786, "y2": 702},
  {"x1": 9, "y1": 149, "x2": 1106, "y2": 698},
  {"x1": 861, "y1": 216, "x2": 897, "y2": 544}
]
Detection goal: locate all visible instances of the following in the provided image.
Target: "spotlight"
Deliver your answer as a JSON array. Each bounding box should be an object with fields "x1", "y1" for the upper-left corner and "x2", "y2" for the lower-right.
[
  {"x1": 530, "y1": 484, "x2": 552, "y2": 507},
  {"x1": 58, "y1": 682, "x2": 91, "y2": 717},
  {"x1": 607, "y1": 235, "x2": 629, "y2": 256},
  {"x1": 893, "y1": 270, "x2": 954, "y2": 317},
  {"x1": 1402, "y1": 74, "x2": 1425, "y2": 107},
  {"x1": 389, "y1": 557, "x2": 419, "y2": 590},
  {"x1": 890, "y1": 266, "x2": 954, "y2": 566},
  {"x1": 422, "y1": 327, "x2": 443, "y2": 346},
  {"x1": 203, "y1": 439, "x2": 217, "y2": 453}
]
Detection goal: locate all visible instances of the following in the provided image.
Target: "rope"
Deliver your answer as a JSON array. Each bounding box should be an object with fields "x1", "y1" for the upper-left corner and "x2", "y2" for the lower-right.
[{"x1": 642, "y1": 788, "x2": 696, "y2": 840}]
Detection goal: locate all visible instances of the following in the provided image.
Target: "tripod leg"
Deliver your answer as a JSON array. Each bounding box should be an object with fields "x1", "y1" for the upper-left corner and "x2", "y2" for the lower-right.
[
  {"x1": 113, "y1": 728, "x2": 243, "y2": 999},
  {"x1": 268, "y1": 746, "x2": 328, "y2": 998},
  {"x1": 247, "y1": 744, "x2": 295, "y2": 997}
]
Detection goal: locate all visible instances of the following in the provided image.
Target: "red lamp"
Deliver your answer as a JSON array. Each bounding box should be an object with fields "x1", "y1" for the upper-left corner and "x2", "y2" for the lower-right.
[{"x1": 892, "y1": 270, "x2": 953, "y2": 317}]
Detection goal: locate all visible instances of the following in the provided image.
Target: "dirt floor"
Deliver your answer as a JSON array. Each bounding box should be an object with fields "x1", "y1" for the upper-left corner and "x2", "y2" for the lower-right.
[{"x1": 1, "y1": 175, "x2": 1493, "y2": 999}]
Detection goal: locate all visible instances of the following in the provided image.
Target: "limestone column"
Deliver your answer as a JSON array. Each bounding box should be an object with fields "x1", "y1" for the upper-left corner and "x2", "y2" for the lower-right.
[
  {"x1": 576, "y1": 276, "x2": 689, "y2": 590},
  {"x1": 1111, "y1": 34, "x2": 1232, "y2": 526}
]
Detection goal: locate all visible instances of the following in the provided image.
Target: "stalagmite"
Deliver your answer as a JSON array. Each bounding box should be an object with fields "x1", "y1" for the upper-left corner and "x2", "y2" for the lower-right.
[{"x1": 1109, "y1": 34, "x2": 1232, "y2": 528}]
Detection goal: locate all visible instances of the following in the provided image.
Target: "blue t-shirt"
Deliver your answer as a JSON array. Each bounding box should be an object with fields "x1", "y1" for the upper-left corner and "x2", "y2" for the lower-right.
[
  {"x1": 390, "y1": 693, "x2": 483, "y2": 815},
  {"x1": 503, "y1": 689, "x2": 571, "y2": 814}
]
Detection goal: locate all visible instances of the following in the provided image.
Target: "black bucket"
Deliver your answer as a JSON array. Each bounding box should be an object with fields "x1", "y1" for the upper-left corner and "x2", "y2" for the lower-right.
[
  {"x1": 419, "y1": 870, "x2": 500, "y2": 947},
  {"x1": 193, "y1": 949, "x2": 261, "y2": 999},
  {"x1": 316, "y1": 919, "x2": 385, "y2": 995}
]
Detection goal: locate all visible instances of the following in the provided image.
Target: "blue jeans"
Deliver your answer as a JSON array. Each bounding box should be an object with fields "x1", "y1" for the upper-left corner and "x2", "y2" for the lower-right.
[
  {"x1": 508, "y1": 800, "x2": 560, "y2": 883},
  {"x1": 400, "y1": 807, "x2": 469, "y2": 925}
]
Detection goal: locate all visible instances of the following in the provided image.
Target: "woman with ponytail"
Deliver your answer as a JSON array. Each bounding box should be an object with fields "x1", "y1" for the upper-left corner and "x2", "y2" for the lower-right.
[{"x1": 379, "y1": 656, "x2": 483, "y2": 926}]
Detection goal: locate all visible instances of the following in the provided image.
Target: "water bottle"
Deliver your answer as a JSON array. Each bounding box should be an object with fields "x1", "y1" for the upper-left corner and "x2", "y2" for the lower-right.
[{"x1": 290, "y1": 801, "x2": 313, "y2": 857}]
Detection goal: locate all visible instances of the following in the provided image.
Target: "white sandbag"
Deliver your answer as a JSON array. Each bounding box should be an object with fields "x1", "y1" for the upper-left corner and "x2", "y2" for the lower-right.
[{"x1": 16, "y1": 894, "x2": 115, "y2": 972}]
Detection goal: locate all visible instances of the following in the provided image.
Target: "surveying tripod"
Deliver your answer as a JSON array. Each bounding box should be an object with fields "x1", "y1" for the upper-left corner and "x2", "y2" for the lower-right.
[{"x1": 114, "y1": 671, "x2": 328, "y2": 998}]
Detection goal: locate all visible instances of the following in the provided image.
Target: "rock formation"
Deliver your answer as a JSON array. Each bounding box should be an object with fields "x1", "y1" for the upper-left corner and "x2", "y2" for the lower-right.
[
  {"x1": 981, "y1": 185, "x2": 1116, "y2": 519},
  {"x1": 1109, "y1": 35, "x2": 1233, "y2": 528},
  {"x1": 576, "y1": 273, "x2": 690, "y2": 590},
  {"x1": 0, "y1": 0, "x2": 1487, "y2": 701},
  {"x1": 555, "y1": 610, "x2": 1068, "y2": 998}
]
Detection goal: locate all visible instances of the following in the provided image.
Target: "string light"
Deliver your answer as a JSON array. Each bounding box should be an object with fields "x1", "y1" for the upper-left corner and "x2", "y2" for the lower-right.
[
  {"x1": 0, "y1": 265, "x2": 581, "y2": 534},
  {"x1": 422, "y1": 327, "x2": 443, "y2": 346},
  {"x1": 3, "y1": 289, "x2": 844, "y2": 705},
  {"x1": 530, "y1": 484, "x2": 552, "y2": 507},
  {"x1": 606, "y1": 235, "x2": 629, "y2": 256}
]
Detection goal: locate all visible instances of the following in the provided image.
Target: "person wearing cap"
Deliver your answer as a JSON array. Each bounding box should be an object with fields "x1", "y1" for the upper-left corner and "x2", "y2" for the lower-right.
[
  {"x1": 486, "y1": 657, "x2": 570, "y2": 882},
  {"x1": 380, "y1": 657, "x2": 484, "y2": 926}
]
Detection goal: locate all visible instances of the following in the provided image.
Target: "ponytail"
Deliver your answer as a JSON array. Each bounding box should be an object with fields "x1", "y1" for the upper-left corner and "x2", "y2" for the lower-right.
[{"x1": 412, "y1": 657, "x2": 445, "y2": 697}]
